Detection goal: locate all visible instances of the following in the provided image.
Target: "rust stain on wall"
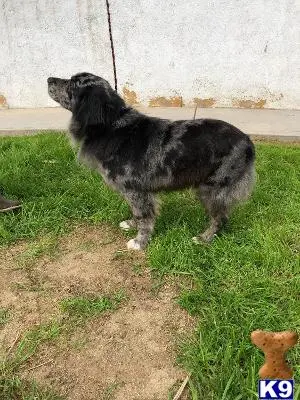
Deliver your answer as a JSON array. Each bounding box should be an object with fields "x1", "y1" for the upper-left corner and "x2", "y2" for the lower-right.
[
  {"x1": 122, "y1": 87, "x2": 139, "y2": 105},
  {"x1": 232, "y1": 98, "x2": 267, "y2": 109},
  {"x1": 0, "y1": 94, "x2": 8, "y2": 109},
  {"x1": 149, "y1": 96, "x2": 183, "y2": 107},
  {"x1": 193, "y1": 97, "x2": 216, "y2": 108}
]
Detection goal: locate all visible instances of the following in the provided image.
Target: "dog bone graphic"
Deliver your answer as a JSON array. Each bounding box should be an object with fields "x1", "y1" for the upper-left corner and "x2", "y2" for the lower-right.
[{"x1": 251, "y1": 330, "x2": 298, "y2": 379}]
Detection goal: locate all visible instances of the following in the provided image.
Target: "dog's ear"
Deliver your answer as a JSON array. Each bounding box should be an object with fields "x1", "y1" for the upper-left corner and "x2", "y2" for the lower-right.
[{"x1": 74, "y1": 86, "x2": 125, "y2": 126}]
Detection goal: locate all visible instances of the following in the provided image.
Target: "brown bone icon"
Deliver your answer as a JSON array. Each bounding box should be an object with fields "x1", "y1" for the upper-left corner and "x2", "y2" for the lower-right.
[{"x1": 251, "y1": 330, "x2": 298, "y2": 379}]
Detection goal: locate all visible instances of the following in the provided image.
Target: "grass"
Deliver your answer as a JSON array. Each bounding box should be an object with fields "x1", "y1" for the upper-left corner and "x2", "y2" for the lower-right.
[
  {"x1": 60, "y1": 291, "x2": 126, "y2": 321},
  {"x1": 102, "y1": 382, "x2": 125, "y2": 399},
  {"x1": 0, "y1": 132, "x2": 299, "y2": 399},
  {"x1": 15, "y1": 234, "x2": 59, "y2": 268},
  {"x1": 0, "y1": 309, "x2": 10, "y2": 327},
  {"x1": 0, "y1": 374, "x2": 63, "y2": 400},
  {"x1": 1, "y1": 322, "x2": 63, "y2": 400},
  {"x1": 0, "y1": 133, "x2": 127, "y2": 245}
]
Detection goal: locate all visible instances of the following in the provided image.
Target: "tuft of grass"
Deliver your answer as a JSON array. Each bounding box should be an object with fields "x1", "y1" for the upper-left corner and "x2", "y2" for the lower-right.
[
  {"x1": 0, "y1": 309, "x2": 10, "y2": 327},
  {"x1": 132, "y1": 263, "x2": 144, "y2": 276},
  {"x1": 102, "y1": 381, "x2": 124, "y2": 399},
  {"x1": 13, "y1": 321, "x2": 62, "y2": 367},
  {"x1": 1, "y1": 321, "x2": 64, "y2": 400},
  {"x1": 15, "y1": 235, "x2": 59, "y2": 269},
  {"x1": 60, "y1": 291, "x2": 126, "y2": 321},
  {"x1": 0, "y1": 370, "x2": 64, "y2": 400},
  {"x1": 11, "y1": 235, "x2": 60, "y2": 293}
]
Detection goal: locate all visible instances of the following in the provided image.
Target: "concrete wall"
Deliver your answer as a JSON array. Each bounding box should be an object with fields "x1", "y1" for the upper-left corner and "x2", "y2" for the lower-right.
[
  {"x1": 0, "y1": 0, "x2": 114, "y2": 108},
  {"x1": 1, "y1": 0, "x2": 299, "y2": 109}
]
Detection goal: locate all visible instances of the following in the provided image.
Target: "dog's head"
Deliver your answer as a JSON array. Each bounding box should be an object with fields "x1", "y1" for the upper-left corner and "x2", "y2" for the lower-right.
[{"x1": 47, "y1": 72, "x2": 125, "y2": 126}]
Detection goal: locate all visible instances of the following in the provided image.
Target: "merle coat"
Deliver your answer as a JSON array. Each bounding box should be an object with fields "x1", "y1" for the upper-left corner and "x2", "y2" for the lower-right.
[{"x1": 48, "y1": 72, "x2": 255, "y2": 249}]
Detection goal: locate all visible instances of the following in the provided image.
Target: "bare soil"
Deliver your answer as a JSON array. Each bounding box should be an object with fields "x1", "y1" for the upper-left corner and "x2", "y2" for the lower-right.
[{"x1": 0, "y1": 225, "x2": 193, "y2": 400}]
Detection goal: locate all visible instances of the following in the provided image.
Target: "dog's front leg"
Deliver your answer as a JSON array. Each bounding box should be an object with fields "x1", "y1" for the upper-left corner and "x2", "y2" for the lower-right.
[{"x1": 122, "y1": 191, "x2": 157, "y2": 250}]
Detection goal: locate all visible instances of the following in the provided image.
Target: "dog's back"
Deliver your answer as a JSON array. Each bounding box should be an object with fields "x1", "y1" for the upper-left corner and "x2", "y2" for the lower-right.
[{"x1": 151, "y1": 118, "x2": 255, "y2": 192}]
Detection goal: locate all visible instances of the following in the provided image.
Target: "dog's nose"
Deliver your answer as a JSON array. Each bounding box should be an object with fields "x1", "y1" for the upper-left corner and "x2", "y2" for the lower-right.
[{"x1": 47, "y1": 77, "x2": 55, "y2": 84}]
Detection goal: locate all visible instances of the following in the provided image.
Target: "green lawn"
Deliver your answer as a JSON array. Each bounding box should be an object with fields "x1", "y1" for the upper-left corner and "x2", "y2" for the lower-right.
[{"x1": 0, "y1": 133, "x2": 299, "y2": 399}]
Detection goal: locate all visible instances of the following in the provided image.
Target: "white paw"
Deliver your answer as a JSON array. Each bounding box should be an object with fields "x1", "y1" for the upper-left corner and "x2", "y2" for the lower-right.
[
  {"x1": 192, "y1": 236, "x2": 201, "y2": 244},
  {"x1": 126, "y1": 239, "x2": 142, "y2": 251},
  {"x1": 119, "y1": 221, "x2": 131, "y2": 231}
]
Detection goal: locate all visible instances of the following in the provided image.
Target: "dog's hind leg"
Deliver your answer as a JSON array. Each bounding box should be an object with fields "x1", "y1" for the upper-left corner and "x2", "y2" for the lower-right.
[
  {"x1": 193, "y1": 186, "x2": 230, "y2": 243},
  {"x1": 194, "y1": 165, "x2": 255, "y2": 243},
  {"x1": 122, "y1": 191, "x2": 157, "y2": 250}
]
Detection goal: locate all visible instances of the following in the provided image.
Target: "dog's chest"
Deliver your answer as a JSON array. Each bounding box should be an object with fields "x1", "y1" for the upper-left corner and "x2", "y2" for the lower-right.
[{"x1": 76, "y1": 145, "x2": 114, "y2": 185}]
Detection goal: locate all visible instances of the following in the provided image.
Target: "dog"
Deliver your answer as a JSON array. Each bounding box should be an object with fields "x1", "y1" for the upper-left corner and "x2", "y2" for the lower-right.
[{"x1": 47, "y1": 72, "x2": 255, "y2": 250}]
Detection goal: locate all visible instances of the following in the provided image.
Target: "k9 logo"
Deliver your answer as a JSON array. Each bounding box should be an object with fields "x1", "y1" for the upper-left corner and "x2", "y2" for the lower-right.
[{"x1": 259, "y1": 380, "x2": 294, "y2": 399}]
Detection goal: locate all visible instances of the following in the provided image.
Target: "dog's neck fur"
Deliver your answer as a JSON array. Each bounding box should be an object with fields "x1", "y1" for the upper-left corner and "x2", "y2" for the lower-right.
[{"x1": 68, "y1": 106, "x2": 144, "y2": 150}]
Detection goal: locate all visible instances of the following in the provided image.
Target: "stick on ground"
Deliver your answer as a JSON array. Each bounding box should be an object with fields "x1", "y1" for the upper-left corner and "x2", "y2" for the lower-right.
[
  {"x1": 6, "y1": 331, "x2": 21, "y2": 356},
  {"x1": 23, "y1": 359, "x2": 54, "y2": 372},
  {"x1": 173, "y1": 374, "x2": 191, "y2": 400}
]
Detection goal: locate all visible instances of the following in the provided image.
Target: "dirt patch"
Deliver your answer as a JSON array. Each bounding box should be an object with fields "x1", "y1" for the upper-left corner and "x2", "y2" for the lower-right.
[
  {"x1": 0, "y1": 94, "x2": 8, "y2": 109},
  {"x1": 232, "y1": 98, "x2": 266, "y2": 109},
  {"x1": 193, "y1": 97, "x2": 216, "y2": 108},
  {"x1": 149, "y1": 96, "x2": 183, "y2": 107},
  {"x1": 0, "y1": 225, "x2": 193, "y2": 399},
  {"x1": 122, "y1": 87, "x2": 139, "y2": 106}
]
